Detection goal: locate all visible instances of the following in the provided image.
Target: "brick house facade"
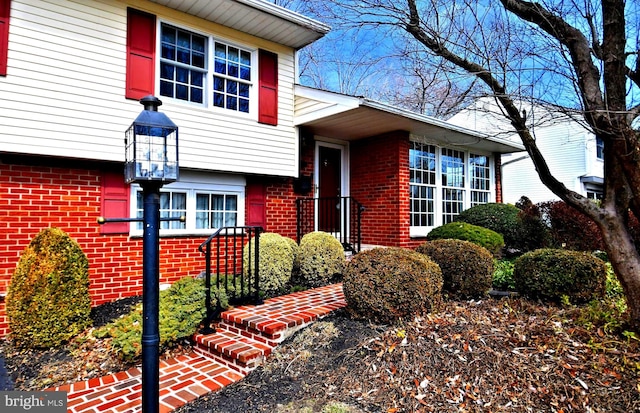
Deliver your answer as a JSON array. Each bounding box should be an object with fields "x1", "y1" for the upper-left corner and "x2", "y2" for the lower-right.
[{"x1": 0, "y1": 0, "x2": 523, "y2": 338}]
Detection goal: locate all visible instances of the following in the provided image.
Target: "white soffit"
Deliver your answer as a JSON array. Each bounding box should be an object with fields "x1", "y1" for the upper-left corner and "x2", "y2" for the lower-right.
[
  {"x1": 294, "y1": 86, "x2": 525, "y2": 154},
  {"x1": 148, "y1": 0, "x2": 330, "y2": 49}
]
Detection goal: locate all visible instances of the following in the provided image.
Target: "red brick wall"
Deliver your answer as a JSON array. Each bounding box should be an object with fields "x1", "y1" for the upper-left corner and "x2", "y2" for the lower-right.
[
  {"x1": 494, "y1": 153, "x2": 503, "y2": 204},
  {"x1": 0, "y1": 161, "x2": 207, "y2": 338},
  {"x1": 350, "y1": 132, "x2": 429, "y2": 250},
  {"x1": 351, "y1": 132, "x2": 403, "y2": 247}
]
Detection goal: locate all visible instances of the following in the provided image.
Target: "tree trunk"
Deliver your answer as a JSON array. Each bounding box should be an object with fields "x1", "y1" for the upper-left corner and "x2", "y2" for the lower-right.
[{"x1": 599, "y1": 214, "x2": 640, "y2": 328}]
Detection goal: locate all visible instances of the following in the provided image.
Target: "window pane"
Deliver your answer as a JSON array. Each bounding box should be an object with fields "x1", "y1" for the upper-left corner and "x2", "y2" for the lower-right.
[
  {"x1": 192, "y1": 71, "x2": 203, "y2": 87},
  {"x1": 215, "y1": 58, "x2": 226, "y2": 74},
  {"x1": 160, "y1": 81, "x2": 173, "y2": 98},
  {"x1": 214, "y1": 92, "x2": 224, "y2": 107},
  {"x1": 192, "y1": 52, "x2": 205, "y2": 69},
  {"x1": 191, "y1": 88, "x2": 203, "y2": 103},
  {"x1": 176, "y1": 84, "x2": 188, "y2": 100},
  {"x1": 228, "y1": 63, "x2": 239, "y2": 78},
  {"x1": 239, "y1": 99, "x2": 249, "y2": 113},
  {"x1": 213, "y1": 76, "x2": 224, "y2": 92},
  {"x1": 226, "y1": 195, "x2": 237, "y2": 210},
  {"x1": 240, "y1": 66, "x2": 251, "y2": 81}
]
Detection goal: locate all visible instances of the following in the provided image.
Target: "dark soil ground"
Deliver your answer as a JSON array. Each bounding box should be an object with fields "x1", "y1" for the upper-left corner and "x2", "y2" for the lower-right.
[{"x1": 1, "y1": 296, "x2": 640, "y2": 412}]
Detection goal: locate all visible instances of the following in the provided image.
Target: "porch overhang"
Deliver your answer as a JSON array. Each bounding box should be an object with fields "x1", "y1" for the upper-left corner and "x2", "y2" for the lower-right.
[
  {"x1": 148, "y1": 0, "x2": 330, "y2": 49},
  {"x1": 294, "y1": 86, "x2": 525, "y2": 154}
]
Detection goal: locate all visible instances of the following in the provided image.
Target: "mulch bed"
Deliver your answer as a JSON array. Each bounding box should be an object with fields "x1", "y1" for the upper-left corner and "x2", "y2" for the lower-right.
[{"x1": 1, "y1": 297, "x2": 640, "y2": 412}]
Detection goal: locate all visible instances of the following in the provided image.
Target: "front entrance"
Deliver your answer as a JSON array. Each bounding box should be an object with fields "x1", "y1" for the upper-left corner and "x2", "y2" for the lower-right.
[{"x1": 316, "y1": 143, "x2": 345, "y2": 233}]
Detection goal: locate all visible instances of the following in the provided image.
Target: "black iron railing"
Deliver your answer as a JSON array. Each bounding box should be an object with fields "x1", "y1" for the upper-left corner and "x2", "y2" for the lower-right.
[
  {"x1": 296, "y1": 196, "x2": 364, "y2": 253},
  {"x1": 198, "y1": 226, "x2": 263, "y2": 333}
]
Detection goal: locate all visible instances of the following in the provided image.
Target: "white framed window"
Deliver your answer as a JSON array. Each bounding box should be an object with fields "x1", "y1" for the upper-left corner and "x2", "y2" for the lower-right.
[
  {"x1": 409, "y1": 142, "x2": 436, "y2": 227},
  {"x1": 596, "y1": 137, "x2": 604, "y2": 160},
  {"x1": 470, "y1": 153, "x2": 491, "y2": 206},
  {"x1": 409, "y1": 141, "x2": 493, "y2": 236},
  {"x1": 130, "y1": 174, "x2": 245, "y2": 236},
  {"x1": 158, "y1": 23, "x2": 255, "y2": 114}
]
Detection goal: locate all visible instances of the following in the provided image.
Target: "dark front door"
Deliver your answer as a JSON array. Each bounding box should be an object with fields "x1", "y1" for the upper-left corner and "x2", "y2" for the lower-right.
[{"x1": 318, "y1": 146, "x2": 341, "y2": 232}]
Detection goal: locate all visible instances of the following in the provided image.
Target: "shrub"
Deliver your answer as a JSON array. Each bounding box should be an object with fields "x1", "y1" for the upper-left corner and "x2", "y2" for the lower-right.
[
  {"x1": 427, "y1": 222, "x2": 504, "y2": 256},
  {"x1": 416, "y1": 239, "x2": 494, "y2": 299},
  {"x1": 93, "y1": 276, "x2": 211, "y2": 362},
  {"x1": 514, "y1": 199, "x2": 553, "y2": 253},
  {"x1": 243, "y1": 233, "x2": 295, "y2": 298},
  {"x1": 298, "y1": 232, "x2": 345, "y2": 288},
  {"x1": 7, "y1": 228, "x2": 91, "y2": 348},
  {"x1": 538, "y1": 201, "x2": 604, "y2": 251},
  {"x1": 513, "y1": 248, "x2": 607, "y2": 304},
  {"x1": 456, "y1": 203, "x2": 521, "y2": 250},
  {"x1": 343, "y1": 248, "x2": 443, "y2": 324},
  {"x1": 492, "y1": 258, "x2": 516, "y2": 290}
]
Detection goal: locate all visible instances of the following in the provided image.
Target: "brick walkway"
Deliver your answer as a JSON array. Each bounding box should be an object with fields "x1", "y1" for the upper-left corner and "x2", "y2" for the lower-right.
[{"x1": 50, "y1": 283, "x2": 346, "y2": 413}]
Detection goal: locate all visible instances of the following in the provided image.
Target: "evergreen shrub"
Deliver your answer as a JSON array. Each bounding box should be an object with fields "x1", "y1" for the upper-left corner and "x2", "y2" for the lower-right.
[
  {"x1": 427, "y1": 222, "x2": 504, "y2": 256},
  {"x1": 343, "y1": 247, "x2": 443, "y2": 324},
  {"x1": 416, "y1": 239, "x2": 494, "y2": 299},
  {"x1": 93, "y1": 276, "x2": 212, "y2": 361},
  {"x1": 243, "y1": 232, "x2": 295, "y2": 298},
  {"x1": 7, "y1": 227, "x2": 91, "y2": 348},
  {"x1": 456, "y1": 203, "x2": 521, "y2": 250},
  {"x1": 513, "y1": 248, "x2": 607, "y2": 303},
  {"x1": 298, "y1": 232, "x2": 345, "y2": 288}
]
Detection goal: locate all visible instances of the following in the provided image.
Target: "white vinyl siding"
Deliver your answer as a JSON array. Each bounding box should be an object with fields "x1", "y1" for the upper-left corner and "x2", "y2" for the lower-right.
[
  {"x1": 501, "y1": 123, "x2": 592, "y2": 204},
  {"x1": 0, "y1": 0, "x2": 299, "y2": 177}
]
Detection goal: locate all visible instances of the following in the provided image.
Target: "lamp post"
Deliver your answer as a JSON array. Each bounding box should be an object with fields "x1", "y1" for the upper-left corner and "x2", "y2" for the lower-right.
[{"x1": 125, "y1": 95, "x2": 178, "y2": 413}]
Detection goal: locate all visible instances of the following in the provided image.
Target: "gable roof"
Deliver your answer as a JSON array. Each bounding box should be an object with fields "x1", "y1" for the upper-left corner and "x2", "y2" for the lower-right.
[
  {"x1": 294, "y1": 86, "x2": 525, "y2": 154},
  {"x1": 148, "y1": 0, "x2": 330, "y2": 49}
]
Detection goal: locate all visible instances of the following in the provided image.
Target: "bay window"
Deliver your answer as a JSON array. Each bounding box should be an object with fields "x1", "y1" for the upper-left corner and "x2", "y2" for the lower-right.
[{"x1": 409, "y1": 141, "x2": 492, "y2": 236}]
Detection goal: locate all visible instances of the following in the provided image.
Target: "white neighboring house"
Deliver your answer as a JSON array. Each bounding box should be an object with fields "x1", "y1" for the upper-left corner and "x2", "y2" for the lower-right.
[{"x1": 448, "y1": 98, "x2": 604, "y2": 204}]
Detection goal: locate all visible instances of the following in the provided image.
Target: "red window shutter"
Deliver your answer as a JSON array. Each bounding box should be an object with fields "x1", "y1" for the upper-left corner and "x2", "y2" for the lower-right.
[
  {"x1": 126, "y1": 8, "x2": 156, "y2": 100},
  {"x1": 246, "y1": 182, "x2": 266, "y2": 229},
  {"x1": 100, "y1": 172, "x2": 130, "y2": 234},
  {"x1": 0, "y1": 0, "x2": 11, "y2": 76},
  {"x1": 258, "y1": 49, "x2": 278, "y2": 125}
]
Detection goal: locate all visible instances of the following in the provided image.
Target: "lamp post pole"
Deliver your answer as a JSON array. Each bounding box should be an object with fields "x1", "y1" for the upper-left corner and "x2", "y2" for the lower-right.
[{"x1": 141, "y1": 182, "x2": 162, "y2": 413}]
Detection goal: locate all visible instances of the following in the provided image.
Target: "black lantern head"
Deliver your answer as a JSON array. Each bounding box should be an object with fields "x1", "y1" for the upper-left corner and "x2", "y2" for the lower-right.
[{"x1": 125, "y1": 96, "x2": 178, "y2": 184}]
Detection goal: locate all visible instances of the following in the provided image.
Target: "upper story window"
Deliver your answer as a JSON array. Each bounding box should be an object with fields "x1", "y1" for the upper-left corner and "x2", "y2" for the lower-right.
[
  {"x1": 159, "y1": 25, "x2": 206, "y2": 104},
  {"x1": 126, "y1": 8, "x2": 278, "y2": 125},
  {"x1": 213, "y1": 43, "x2": 252, "y2": 112},
  {"x1": 159, "y1": 24, "x2": 253, "y2": 113},
  {"x1": 409, "y1": 142, "x2": 492, "y2": 236},
  {"x1": 596, "y1": 137, "x2": 604, "y2": 160}
]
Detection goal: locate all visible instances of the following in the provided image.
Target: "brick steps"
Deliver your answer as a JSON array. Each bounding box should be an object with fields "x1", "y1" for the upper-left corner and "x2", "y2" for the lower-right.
[
  {"x1": 193, "y1": 283, "x2": 347, "y2": 374},
  {"x1": 50, "y1": 283, "x2": 346, "y2": 413}
]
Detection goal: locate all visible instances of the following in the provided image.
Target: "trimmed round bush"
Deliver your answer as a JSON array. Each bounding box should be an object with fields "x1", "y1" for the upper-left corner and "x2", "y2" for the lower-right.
[
  {"x1": 427, "y1": 222, "x2": 504, "y2": 256},
  {"x1": 416, "y1": 239, "x2": 494, "y2": 299},
  {"x1": 456, "y1": 203, "x2": 521, "y2": 250},
  {"x1": 298, "y1": 231, "x2": 345, "y2": 288},
  {"x1": 513, "y1": 248, "x2": 607, "y2": 303},
  {"x1": 343, "y1": 248, "x2": 443, "y2": 324},
  {"x1": 7, "y1": 227, "x2": 91, "y2": 348},
  {"x1": 243, "y1": 233, "x2": 295, "y2": 298}
]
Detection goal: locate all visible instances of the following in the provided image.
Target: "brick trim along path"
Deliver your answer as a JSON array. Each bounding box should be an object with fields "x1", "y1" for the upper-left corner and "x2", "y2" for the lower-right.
[{"x1": 49, "y1": 283, "x2": 346, "y2": 413}]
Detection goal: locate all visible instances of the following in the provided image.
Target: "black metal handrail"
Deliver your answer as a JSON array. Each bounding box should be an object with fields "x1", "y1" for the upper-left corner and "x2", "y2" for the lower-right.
[
  {"x1": 197, "y1": 226, "x2": 263, "y2": 334},
  {"x1": 296, "y1": 196, "x2": 364, "y2": 252}
]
